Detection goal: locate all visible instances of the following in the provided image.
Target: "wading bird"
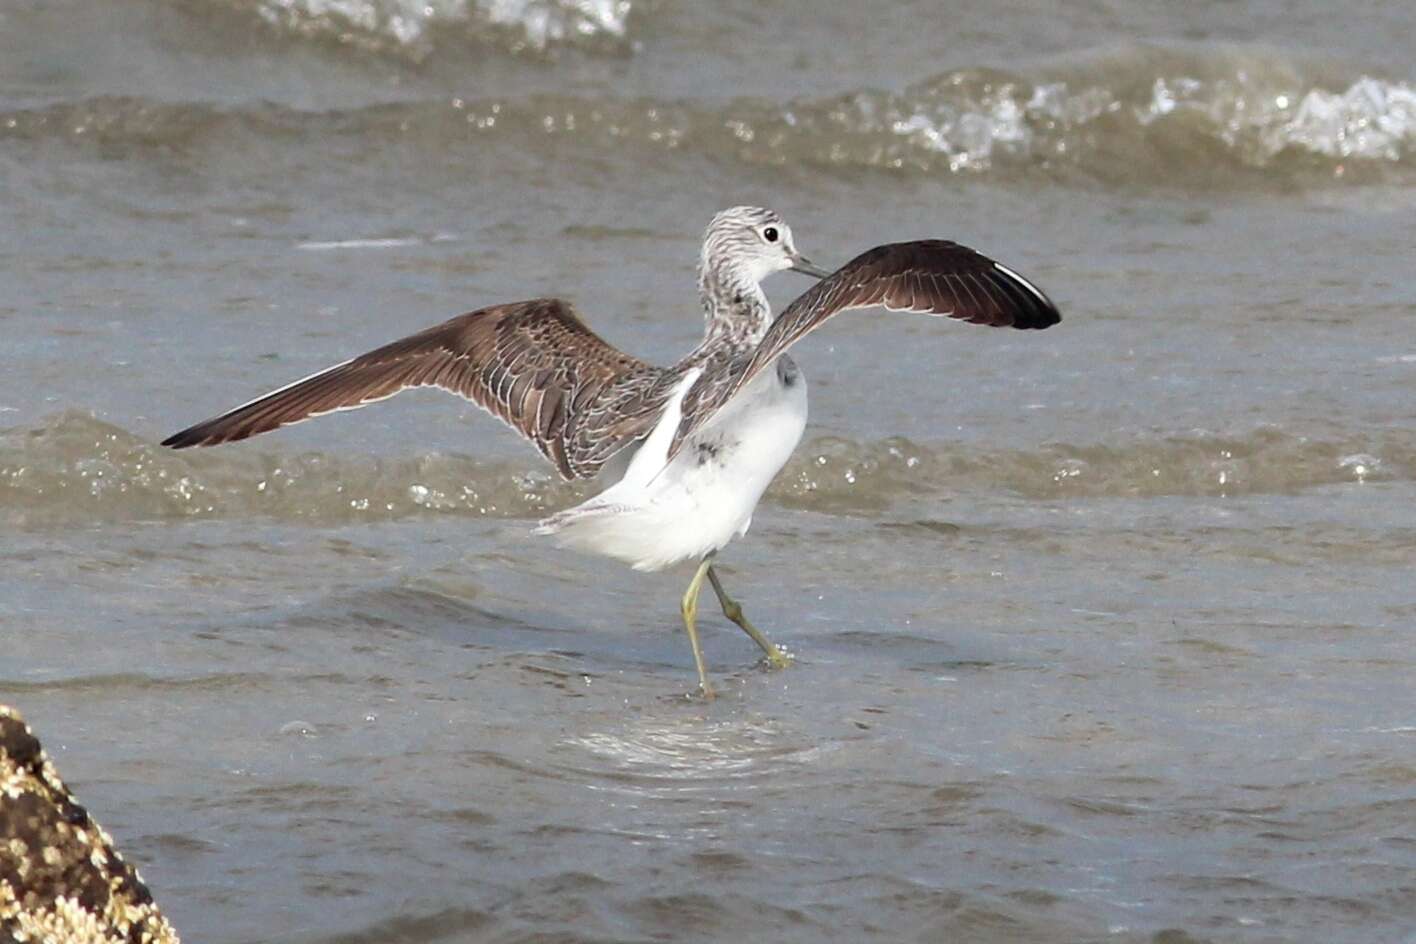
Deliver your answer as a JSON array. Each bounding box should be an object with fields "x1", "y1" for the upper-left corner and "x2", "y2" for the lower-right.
[{"x1": 165, "y1": 207, "x2": 1060, "y2": 696}]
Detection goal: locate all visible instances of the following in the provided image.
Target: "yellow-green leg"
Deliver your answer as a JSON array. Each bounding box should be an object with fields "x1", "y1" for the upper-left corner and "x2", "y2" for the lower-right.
[
  {"x1": 680, "y1": 556, "x2": 716, "y2": 698},
  {"x1": 707, "y1": 565, "x2": 793, "y2": 670}
]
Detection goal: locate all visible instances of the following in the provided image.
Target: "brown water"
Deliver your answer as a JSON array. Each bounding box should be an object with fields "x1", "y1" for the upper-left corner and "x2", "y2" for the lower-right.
[{"x1": 2, "y1": 1, "x2": 1415, "y2": 941}]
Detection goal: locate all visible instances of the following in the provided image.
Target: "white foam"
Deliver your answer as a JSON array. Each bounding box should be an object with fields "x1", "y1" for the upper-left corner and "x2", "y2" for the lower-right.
[
  {"x1": 252, "y1": 0, "x2": 632, "y2": 52},
  {"x1": 296, "y1": 236, "x2": 424, "y2": 251}
]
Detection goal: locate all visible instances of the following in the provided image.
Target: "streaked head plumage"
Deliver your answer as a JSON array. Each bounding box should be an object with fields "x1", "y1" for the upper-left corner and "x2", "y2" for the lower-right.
[{"x1": 701, "y1": 206, "x2": 826, "y2": 284}]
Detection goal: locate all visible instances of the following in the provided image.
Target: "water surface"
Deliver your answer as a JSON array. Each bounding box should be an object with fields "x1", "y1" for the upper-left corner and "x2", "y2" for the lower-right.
[{"x1": 2, "y1": 2, "x2": 1414, "y2": 941}]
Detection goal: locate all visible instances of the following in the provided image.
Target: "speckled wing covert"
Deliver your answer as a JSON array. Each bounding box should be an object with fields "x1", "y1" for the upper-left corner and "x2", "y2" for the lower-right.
[
  {"x1": 163, "y1": 298, "x2": 671, "y2": 480},
  {"x1": 669, "y1": 239, "x2": 1061, "y2": 457}
]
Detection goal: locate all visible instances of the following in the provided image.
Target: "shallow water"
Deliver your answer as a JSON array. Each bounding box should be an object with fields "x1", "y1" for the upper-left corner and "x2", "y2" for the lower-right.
[{"x1": 2, "y1": 2, "x2": 1415, "y2": 941}]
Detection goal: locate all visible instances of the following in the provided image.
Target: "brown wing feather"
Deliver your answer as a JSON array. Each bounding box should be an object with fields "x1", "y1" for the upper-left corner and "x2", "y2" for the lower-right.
[
  {"x1": 762, "y1": 239, "x2": 1060, "y2": 353},
  {"x1": 668, "y1": 239, "x2": 1061, "y2": 457},
  {"x1": 162, "y1": 298, "x2": 671, "y2": 480}
]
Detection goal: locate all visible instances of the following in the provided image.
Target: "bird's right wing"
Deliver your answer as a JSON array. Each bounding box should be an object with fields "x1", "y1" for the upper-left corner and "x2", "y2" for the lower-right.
[
  {"x1": 668, "y1": 239, "x2": 1061, "y2": 458},
  {"x1": 163, "y1": 298, "x2": 672, "y2": 480}
]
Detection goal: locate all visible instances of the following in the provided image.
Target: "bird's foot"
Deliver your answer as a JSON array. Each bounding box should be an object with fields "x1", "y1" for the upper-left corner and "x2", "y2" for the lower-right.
[
  {"x1": 687, "y1": 681, "x2": 717, "y2": 701},
  {"x1": 760, "y1": 646, "x2": 794, "y2": 671}
]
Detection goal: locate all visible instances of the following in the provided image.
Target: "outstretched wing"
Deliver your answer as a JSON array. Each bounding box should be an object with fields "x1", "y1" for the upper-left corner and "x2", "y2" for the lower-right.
[
  {"x1": 163, "y1": 298, "x2": 671, "y2": 480},
  {"x1": 669, "y1": 239, "x2": 1061, "y2": 456}
]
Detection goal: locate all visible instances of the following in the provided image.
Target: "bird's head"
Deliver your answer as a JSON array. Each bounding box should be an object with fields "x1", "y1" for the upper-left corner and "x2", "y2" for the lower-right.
[{"x1": 701, "y1": 206, "x2": 831, "y2": 285}]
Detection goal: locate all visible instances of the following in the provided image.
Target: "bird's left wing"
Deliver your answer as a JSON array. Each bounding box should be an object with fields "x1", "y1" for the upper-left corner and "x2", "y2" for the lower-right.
[{"x1": 668, "y1": 239, "x2": 1061, "y2": 458}]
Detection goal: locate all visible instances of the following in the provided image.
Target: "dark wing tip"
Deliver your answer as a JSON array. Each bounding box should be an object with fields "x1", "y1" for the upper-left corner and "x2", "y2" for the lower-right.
[
  {"x1": 986, "y1": 260, "x2": 1061, "y2": 331},
  {"x1": 162, "y1": 421, "x2": 259, "y2": 450},
  {"x1": 160, "y1": 430, "x2": 195, "y2": 449},
  {"x1": 162, "y1": 424, "x2": 222, "y2": 450}
]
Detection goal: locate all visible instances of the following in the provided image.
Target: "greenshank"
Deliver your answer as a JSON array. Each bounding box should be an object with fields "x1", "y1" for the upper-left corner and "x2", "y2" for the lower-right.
[{"x1": 164, "y1": 207, "x2": 1061, "y2": 696}]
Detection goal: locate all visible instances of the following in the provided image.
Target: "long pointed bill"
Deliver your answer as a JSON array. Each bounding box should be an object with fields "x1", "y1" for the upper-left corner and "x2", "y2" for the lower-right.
[{"x1": 789, "y1": 254, "x2": 832, "y2": 279}]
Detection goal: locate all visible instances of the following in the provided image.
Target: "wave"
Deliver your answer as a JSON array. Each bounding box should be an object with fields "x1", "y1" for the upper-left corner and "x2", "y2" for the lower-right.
[
  {"x1": 758, "y1": 45, "x2": 1416, "y2": 186},
  {"x1": 3, "y1": 413, "x2": 1410, "y2": 530},
  {"x1": 770, "y1": 430, "x2": 1416, "y2": 514},
  {"x1": 0, "y1": 412, "x2": 585, "y2": 529},
  {"x1": 4, "y1": 44, "x2": 1412, "y2": 188}
]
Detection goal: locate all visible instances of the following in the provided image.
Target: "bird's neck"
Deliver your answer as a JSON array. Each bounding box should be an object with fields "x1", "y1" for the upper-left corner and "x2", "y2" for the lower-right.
[{"x1": 698, "y1": 258, "x2": 770, "y2": 349}]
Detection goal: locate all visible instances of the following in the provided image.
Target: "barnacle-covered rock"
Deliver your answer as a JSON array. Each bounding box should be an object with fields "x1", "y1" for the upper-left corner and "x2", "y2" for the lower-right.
[{"x1": 1, "y1": 705, "x2": 179, "y2": 944}]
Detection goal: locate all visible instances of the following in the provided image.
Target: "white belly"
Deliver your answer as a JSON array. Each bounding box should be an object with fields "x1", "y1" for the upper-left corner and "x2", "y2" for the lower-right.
[{"x1": 535, "y1": 361, "x2": 808, "y2": 571}]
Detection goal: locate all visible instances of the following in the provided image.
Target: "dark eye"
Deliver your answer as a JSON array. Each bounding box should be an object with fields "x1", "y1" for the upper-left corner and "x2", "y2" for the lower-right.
[{"x1": 762, "y1": 226, "x2": 778, "y2": 243}]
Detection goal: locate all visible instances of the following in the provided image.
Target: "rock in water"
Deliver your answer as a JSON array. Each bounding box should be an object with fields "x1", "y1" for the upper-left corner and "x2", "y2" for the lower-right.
[{"x1": 1, "y1": 704, "x2": 180, "y2": 943}]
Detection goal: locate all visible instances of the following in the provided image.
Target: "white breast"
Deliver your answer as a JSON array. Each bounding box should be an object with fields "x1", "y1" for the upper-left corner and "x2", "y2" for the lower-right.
[{"x1": 534, "y1": 360, "x2": 808, "y2": 572}]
